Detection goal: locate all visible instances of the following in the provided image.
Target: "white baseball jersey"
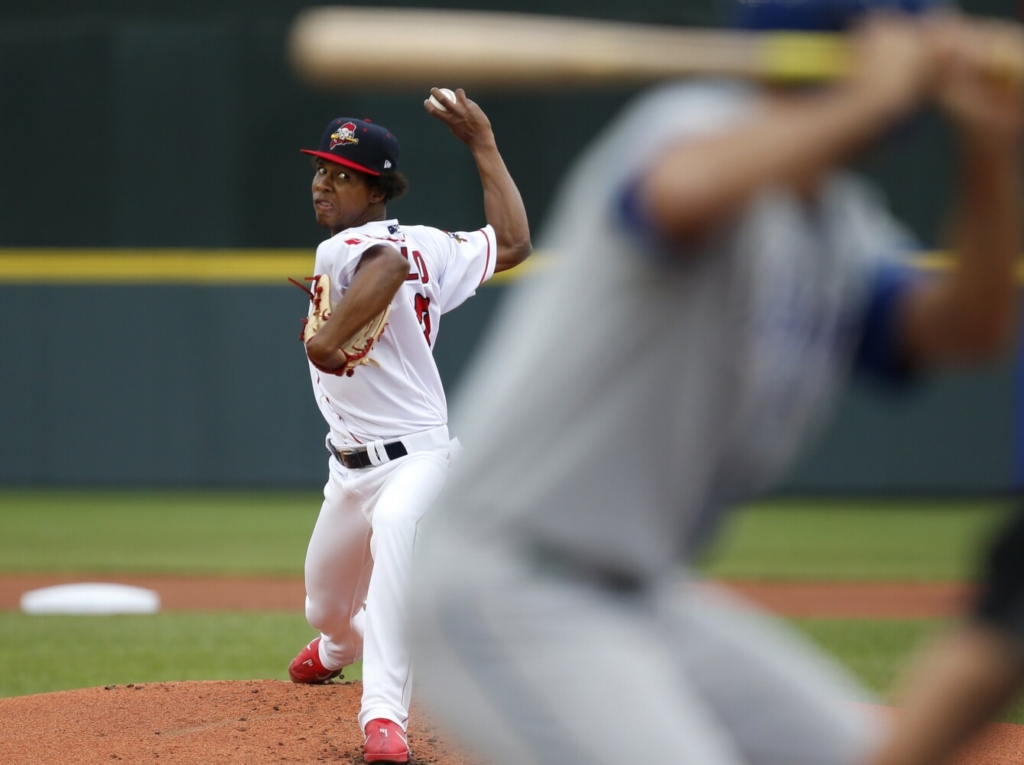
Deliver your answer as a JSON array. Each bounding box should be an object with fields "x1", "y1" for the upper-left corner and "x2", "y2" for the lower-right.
[
  {"x1": 309, "y1": 219, "x2": 497, "y2": 445},
  {"x1": 434, "y1": 81, "x2": 921, "y2": 579}
]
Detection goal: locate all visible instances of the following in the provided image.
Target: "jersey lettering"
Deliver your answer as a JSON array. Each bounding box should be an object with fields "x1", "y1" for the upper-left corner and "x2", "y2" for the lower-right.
[
  {"x1": 414, "y1": 293, "x2": 432, "y2": 346},
  {"x1": 401, "y1": 246, "x2": 430, "y2": 284}
]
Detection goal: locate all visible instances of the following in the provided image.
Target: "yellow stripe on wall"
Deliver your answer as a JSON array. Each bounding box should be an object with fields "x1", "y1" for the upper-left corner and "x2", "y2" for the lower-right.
[
  {"x1": 0, "y1": 248, "x2": 555, "y2": 286},
  {"x1": 0, "y1": 249, "x2": 1021, "y2": 285},
  {"x1": 0, "y1": 250, "x2": 314, "y2": 285}
]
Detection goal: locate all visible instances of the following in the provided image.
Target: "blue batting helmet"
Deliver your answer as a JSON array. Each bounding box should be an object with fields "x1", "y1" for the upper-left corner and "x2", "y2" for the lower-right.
[{"x1": 729, "y1": 0, "x2": 954, "y2": 32}]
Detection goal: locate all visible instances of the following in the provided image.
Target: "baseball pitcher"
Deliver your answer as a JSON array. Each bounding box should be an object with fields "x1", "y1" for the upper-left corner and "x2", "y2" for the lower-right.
[{"x1": 288, "y1": 89, "x2": 531, "y2": 764}]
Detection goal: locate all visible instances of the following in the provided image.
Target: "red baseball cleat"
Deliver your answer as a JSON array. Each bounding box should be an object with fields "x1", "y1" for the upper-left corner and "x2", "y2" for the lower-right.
[
  {"x1": 288, "y1": 637, "x2": 342, "y2": 684},
  {"x1": 363, "y1": 717, "x2": 410, "y2": 763}
]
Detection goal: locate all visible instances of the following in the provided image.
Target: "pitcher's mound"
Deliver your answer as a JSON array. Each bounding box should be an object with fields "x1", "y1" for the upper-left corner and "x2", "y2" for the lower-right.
[
  {"x1": 0, "y1": 679, "x2": 477, "y2": 764},
  {"x1": 1, "y1": 679, "x2": 1021, "y2": 764}
]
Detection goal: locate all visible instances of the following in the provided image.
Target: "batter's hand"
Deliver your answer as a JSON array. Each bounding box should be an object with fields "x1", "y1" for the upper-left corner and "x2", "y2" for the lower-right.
[
  {"x1": 423, "y1": 87, "x2": 495, "y2": 149},
  {"x1": 847, "y1": 14, "x2": 936, "y2": 125},
  {"x1": 929, "y1": 16, "x2": 1024, "y2": 145}
]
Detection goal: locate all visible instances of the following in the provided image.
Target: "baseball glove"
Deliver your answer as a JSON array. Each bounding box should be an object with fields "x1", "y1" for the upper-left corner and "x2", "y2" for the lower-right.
[{"x1": 289, "y1": 274, "x2": 390, "y2": 377}]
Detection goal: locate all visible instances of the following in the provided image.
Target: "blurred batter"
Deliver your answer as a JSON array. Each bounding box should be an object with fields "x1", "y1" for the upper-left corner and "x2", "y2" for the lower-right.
[{"x1": 412, "y1": 6, "x2": 1024, "y2": 765}]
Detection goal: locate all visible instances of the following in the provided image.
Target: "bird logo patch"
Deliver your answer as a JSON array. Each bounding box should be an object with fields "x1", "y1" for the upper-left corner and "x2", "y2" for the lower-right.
[{"x1": 329, "y1": 122, "x2": 359, "y2": 149}]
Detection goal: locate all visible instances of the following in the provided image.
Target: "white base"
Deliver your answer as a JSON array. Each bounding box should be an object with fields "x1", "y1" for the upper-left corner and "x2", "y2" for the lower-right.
[{"x1": 20, "y1": 583, "x2": 161, "y2": 615}]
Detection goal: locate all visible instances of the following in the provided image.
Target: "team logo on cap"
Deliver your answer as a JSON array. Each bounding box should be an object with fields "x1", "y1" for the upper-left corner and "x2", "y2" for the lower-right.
[{"x1": 329, "y1": 122, "x2": 359, "y2": 149}]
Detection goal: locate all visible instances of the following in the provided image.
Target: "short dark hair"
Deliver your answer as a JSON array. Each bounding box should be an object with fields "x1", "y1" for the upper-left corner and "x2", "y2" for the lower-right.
[{"x1": 368, "y1": 171, "x2": 408, "y2": 202}]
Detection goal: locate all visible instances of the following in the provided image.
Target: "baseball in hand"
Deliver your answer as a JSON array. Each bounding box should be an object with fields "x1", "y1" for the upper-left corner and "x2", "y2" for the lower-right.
[{"x1": 428, "y1": 88, "x2": 457, "y2": 112}]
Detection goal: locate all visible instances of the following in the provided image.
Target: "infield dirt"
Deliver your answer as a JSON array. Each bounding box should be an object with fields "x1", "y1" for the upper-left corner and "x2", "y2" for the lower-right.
[
  {"x1": 0, "y1": 573, "x2": 978, "y2": 617},
  {"x1": 2, "y1": 574, "x2": 1020, "y2": 764}
]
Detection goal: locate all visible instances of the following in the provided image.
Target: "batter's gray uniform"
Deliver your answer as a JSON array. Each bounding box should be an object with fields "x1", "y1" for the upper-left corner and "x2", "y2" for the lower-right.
[{"x1": 412, "y1": 81, "x2": 920, "y2": 765}]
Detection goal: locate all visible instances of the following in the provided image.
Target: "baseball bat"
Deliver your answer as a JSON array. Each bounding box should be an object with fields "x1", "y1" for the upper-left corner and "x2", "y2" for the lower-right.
[{"x1": 287, "y1": 7, "x2": 852, "y2": 90}]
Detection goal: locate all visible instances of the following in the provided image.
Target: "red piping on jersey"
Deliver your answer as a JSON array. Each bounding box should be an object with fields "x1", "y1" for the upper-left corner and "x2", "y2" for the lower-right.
[{"x1": 478, "y1": 228, "x2": 492, "y2": 286}]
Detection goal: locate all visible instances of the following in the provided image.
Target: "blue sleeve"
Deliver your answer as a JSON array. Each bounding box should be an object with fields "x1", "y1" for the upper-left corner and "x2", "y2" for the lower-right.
[
  {"x1": 617, "y1": 179, "x2": 660, "y2": 242},
  {"x1": 853, "y1": 262, "x2": 923, "y2": 387},
  {"x1": 618, "y1": 179, "x2": 651, "y2": 236},
  {"x1": 615, "y1": 179, "x2": 687, "y2": 263}
]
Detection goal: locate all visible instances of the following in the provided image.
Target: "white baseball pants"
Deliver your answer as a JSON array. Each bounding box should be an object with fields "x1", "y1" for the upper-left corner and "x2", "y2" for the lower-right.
[{"x1": 303, "y1": 428, "x2": 457, "y2": 731}]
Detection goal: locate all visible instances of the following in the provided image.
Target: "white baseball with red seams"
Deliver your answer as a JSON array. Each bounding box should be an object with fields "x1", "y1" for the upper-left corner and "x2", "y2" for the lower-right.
[{"x1": 428, "y1": 88, "x2": 457, "y2": 112}]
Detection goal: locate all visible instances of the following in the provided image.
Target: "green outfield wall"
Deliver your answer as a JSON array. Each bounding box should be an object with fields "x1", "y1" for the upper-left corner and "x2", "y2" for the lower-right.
[
  {"x1": 0, "y1": 0, "x2": 1019, "y2": 491},
  {"x1": 0, "y1": 268, "x2": 1016, "y2": 492}
]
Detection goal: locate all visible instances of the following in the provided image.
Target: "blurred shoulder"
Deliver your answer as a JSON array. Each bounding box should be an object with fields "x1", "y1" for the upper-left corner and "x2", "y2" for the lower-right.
[
  {"x1": 572, "y1": 79, "x2": 762, "y2": 189},
  {"x1": 612, "y1": 79, "x2": 761, "y2": 143}
]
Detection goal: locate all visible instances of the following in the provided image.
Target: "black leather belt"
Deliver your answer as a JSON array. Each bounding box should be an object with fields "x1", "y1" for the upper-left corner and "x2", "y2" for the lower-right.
[{"x1": 329, "y1": 440, "x2": 408, "y2": 470}]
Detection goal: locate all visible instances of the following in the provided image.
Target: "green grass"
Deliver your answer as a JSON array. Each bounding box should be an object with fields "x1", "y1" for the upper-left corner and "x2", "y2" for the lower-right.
[
  {"x1": 793, "y1": 618, "x2": 1024, "y2": 724},
  {"x1": 1, "y1": 609, "x2": 1019, "y2": 724},
  {"x1": 1, "y1": 491, "x2": 1013, "y2": 579},
  {"x1": 1, "y1": 490, "x2": 1021, "y2": 725},
  {"x1": 794, "y1": 618, "x2": 948, "y2": 694},
  {"x1": 703, "y1": 497, "x2": 1015, "y2": 581},
  {"x1": 0, "y1": 490, "x2": 319, "y2": 575},
  {"x1": 0, "y1": 611, "x2": 363, "y2": 697}
]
